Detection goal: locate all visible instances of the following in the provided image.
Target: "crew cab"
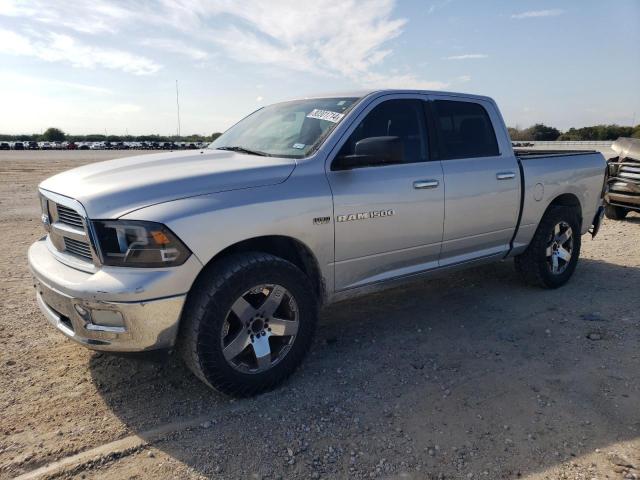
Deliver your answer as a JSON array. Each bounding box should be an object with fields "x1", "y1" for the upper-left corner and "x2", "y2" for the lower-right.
[{"x1": 28, "y1": 90, "x2": 606, "y2": 396}]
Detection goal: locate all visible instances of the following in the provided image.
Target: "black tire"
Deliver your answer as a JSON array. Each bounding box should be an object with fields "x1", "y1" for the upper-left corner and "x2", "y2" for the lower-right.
[
  {"x1": 514, "y1": 205, "x2": 581, "y2": 289},
  {"x1": 604, "y1": 204, "x2": 628, "y2": 220},
  {"x1": 179, "y1": 252, "x2": 318, "y2": 397}
]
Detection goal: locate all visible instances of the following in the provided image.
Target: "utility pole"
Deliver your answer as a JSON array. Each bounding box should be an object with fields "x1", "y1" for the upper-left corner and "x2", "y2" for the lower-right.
[{"x1": 176, "y1": 80, "x2": 181, "y2": 139}]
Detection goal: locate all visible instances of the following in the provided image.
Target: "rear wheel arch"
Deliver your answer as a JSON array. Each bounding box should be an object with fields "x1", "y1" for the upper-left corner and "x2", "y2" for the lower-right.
[{"x1": 544, "y1": 193, "x2": 582, "y2": 229}]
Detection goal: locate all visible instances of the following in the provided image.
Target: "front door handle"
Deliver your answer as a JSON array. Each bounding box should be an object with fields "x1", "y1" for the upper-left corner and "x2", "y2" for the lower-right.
[
  {"x1": 413, "y1": 179, "x2": 439, "y2": 189},
  {"x1": 496, "y1": 172, "x2": 516, "y2": 180}
]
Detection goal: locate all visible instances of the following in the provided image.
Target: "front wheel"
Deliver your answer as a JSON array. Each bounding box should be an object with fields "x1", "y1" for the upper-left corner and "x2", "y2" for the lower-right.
[
  {"x1": 179, "y1": 252, "x2": 318, "y2": 397},
  {"x1": 604, "y1": 204, "x2": 628, "y2": 220},
  {"x1": 515, "y1": 206, "x2": 581, "y2": 289}
]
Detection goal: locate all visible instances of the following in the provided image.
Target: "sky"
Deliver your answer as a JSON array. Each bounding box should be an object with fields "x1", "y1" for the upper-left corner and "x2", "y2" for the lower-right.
[{"x1": 0, "y1": 0, "x2": 638, "y2": 136}]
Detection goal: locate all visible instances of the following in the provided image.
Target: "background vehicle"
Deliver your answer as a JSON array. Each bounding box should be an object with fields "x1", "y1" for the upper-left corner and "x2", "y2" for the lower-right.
[
  {"x1": 29, "y1": 90, "x2": 606, "y2": 397},
  {"x1": 0, "y1": 142, "x2": 10, "y2": 150},
  {"x1": 604, "y1": 137, "x2": 640, "y2": 220}
]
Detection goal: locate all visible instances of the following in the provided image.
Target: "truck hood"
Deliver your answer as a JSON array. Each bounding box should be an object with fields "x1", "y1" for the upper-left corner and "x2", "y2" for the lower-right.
[{"x1": 39, "y1": 150, "x2": 296, "y2": 218}]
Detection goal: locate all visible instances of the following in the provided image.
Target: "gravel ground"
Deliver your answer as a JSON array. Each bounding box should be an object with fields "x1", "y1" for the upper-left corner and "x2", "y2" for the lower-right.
[{"x1": 0, "y1": 150, "x2": 639, "y2": 480}]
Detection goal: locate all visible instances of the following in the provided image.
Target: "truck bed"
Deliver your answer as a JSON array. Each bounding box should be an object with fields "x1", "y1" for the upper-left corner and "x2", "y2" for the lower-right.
[{"x1": 511, "y1": 150, "x2": 606, "y2": 254}]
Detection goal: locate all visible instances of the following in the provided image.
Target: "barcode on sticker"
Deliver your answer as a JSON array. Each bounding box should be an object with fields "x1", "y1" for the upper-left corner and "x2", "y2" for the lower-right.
[{"x1": 306, "y1": 109, "x2": 345, "y2": 123}]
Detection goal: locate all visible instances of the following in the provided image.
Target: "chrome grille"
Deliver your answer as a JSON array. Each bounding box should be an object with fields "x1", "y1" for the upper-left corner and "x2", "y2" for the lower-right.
[
  {"x1": 610, "y1": 159, "x2": 640, "y2": 195},
  {"x1": 619, "y1": 164, "x2": 640, "y2": 181},
  {"x1": 40, "y1": 191, "x2": 96, "y2": 270},
  {"x1": 56, "y1": 204, "x2": 84, "y2": 228},
  {"x1": 63, "y1": 237, "x2": 93, "y2": 260}
]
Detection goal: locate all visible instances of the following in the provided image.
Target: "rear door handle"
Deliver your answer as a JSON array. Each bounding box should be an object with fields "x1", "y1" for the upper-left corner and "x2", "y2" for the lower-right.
[
  {"x1": 496, "y1": 172, "x2": 516, "y2": 180},
  {"x1": 413, "y1": 179, "x2": 439, "y2": 189}
]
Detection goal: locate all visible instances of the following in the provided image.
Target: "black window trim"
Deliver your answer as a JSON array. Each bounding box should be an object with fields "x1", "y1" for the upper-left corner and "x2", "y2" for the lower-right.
[
  {"x1": 424, "y1": 98, "x2": 501, "y2": 161},
  {"x1": 330, "y1": 96, "x2": 434, "y2": 171},
  {"x1": 421, "y1": 100, "x2": 441, "y2": 161}
]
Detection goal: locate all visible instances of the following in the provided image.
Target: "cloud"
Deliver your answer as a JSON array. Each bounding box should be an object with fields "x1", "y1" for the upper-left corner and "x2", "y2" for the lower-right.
[
  {"x1": 0, "y1": 0, "x2": 444, "y2": 88},
  {"x1": 445, "y1": 54, "x2": 488, "y2": 60},
  {"x1": 185, "y1": 0, "x2": 406, "y2": 78},
  {"x1": 140, "y1": 38, "x2": 208, "y2": 60},
  {"x1": 106, "y1": 103, "x2": 143, "y2": 115},
  {"x1": 360, "y1": 72, "x2": 449, "y2": 90},
  {"x1": 0, "y1": 72, "x2": 113, "y2": 95},
  {"x1": 0, "y1": 28, "x2": 161, "y2": 75},
  {"x1": 511, "y1": 9, "x2": 564, "y2": 19},
  {"x1": 427, "y1": 0, "x2": 453, "y2": 15},
  {"x1": 0, "y1": 0, "x2": 134, "y2": 34}
]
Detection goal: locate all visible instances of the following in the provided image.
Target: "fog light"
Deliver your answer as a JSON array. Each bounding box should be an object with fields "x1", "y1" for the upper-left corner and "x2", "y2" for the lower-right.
[
  {"x1": 74, "y1": 303, "x2": 90, "y2": 319},
  {"x1": 91, "y1": 309, "x2": 125, "y2": 328}
]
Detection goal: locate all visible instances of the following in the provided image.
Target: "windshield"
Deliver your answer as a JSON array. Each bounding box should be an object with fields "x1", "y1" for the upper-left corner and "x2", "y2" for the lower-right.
[{"x1": 209, "y1": 97, "x2": 360, "y2": 158}]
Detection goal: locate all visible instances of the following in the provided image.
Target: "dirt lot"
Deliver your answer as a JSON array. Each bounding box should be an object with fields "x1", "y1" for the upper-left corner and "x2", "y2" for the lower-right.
[{"x1": 1, "y1": 150, "x2": 639, "y2": 480}]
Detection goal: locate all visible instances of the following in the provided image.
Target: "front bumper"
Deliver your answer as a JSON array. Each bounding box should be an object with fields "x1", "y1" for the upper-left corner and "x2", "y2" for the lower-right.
[
  {"x1": 605, "y1": 191, "x2": 640, "y2": 211},
  {"x1": 28, "y1": 238, "x2": 202, "y2": 352}
]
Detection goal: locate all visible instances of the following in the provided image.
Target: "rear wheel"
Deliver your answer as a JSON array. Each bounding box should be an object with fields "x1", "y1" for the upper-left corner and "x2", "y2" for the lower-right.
[
  {"x1": 179, "y1": 252, "x2": 318, "y2": 397},
  {"x1": 515, "y1": 206, "x2": 581, "y2": 288},
  {"x1": 604, "y1": 204, "x2": 629, "y2": 220}
]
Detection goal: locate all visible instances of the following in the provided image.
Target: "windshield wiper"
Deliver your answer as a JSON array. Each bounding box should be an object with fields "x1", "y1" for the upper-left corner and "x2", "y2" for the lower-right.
[{"x1": 216, "y1": 146, "x2": 271, "y2": 156}]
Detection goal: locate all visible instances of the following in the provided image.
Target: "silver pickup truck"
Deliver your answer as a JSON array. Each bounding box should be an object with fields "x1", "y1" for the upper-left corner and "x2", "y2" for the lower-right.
[{"x1": 29, "y1": 90, "x2": 606, "y2": 396}]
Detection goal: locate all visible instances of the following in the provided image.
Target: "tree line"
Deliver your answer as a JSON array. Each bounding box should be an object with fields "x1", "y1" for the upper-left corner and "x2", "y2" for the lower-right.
[
  {"x1": 508, "y1": 123, "x2": 640, "y2": 141},
  {"x1": 0, "y1": 127, "x2": 222, "y2": 143},
  {"x1": 2, "y1": 123, "x2": 640, "y2": 144}
]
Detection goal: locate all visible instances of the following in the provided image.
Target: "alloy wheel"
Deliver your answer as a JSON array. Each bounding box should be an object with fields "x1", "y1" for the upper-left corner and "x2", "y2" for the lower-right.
[
  {"x1": 220, "y1": 284, "x2": 299, "y2": 373},
  {"x1": 545, "y1": 221, "x2": 573, "y2": 275}
]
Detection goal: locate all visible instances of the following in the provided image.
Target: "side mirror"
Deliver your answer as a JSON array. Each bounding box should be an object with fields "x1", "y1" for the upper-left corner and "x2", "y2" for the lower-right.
[{"x1": 333, "y1": 136, "x2": 403, "y2": 170}]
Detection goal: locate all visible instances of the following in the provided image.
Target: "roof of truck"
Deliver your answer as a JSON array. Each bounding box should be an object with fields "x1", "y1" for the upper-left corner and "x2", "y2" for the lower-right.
[{"x1": 300, "y1": 89, "x2": 494, "y2": 103}]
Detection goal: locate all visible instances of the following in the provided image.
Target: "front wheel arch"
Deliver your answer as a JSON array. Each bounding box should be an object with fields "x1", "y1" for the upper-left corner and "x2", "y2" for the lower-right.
[{"x1": 191, "y1": 235, "x2": 326, "y2": 306}]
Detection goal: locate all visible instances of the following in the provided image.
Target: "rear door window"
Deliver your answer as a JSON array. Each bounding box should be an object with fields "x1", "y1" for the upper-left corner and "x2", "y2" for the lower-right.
[{"x1": 430, "y1": 100, "x2": 499, "y2": 159}]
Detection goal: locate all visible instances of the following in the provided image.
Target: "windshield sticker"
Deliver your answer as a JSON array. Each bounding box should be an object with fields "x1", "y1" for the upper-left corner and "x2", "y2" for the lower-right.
[
  {"x1": 306, "y1": 109, "x2": 345, "y2": 123},
  {"x1": 292, "y1": 143, "x2": 305, "y2": 149}
]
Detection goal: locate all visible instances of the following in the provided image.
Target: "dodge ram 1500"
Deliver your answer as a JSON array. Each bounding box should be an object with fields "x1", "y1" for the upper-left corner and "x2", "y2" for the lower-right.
[{"x1": 29, "y1": 90, "x2": 606, "y2": 396}]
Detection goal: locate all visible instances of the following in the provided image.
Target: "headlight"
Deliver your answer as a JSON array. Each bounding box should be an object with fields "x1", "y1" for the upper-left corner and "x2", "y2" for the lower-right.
[{"x1": 92, "y1": 220, "x2": 191, "y2": 267}]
